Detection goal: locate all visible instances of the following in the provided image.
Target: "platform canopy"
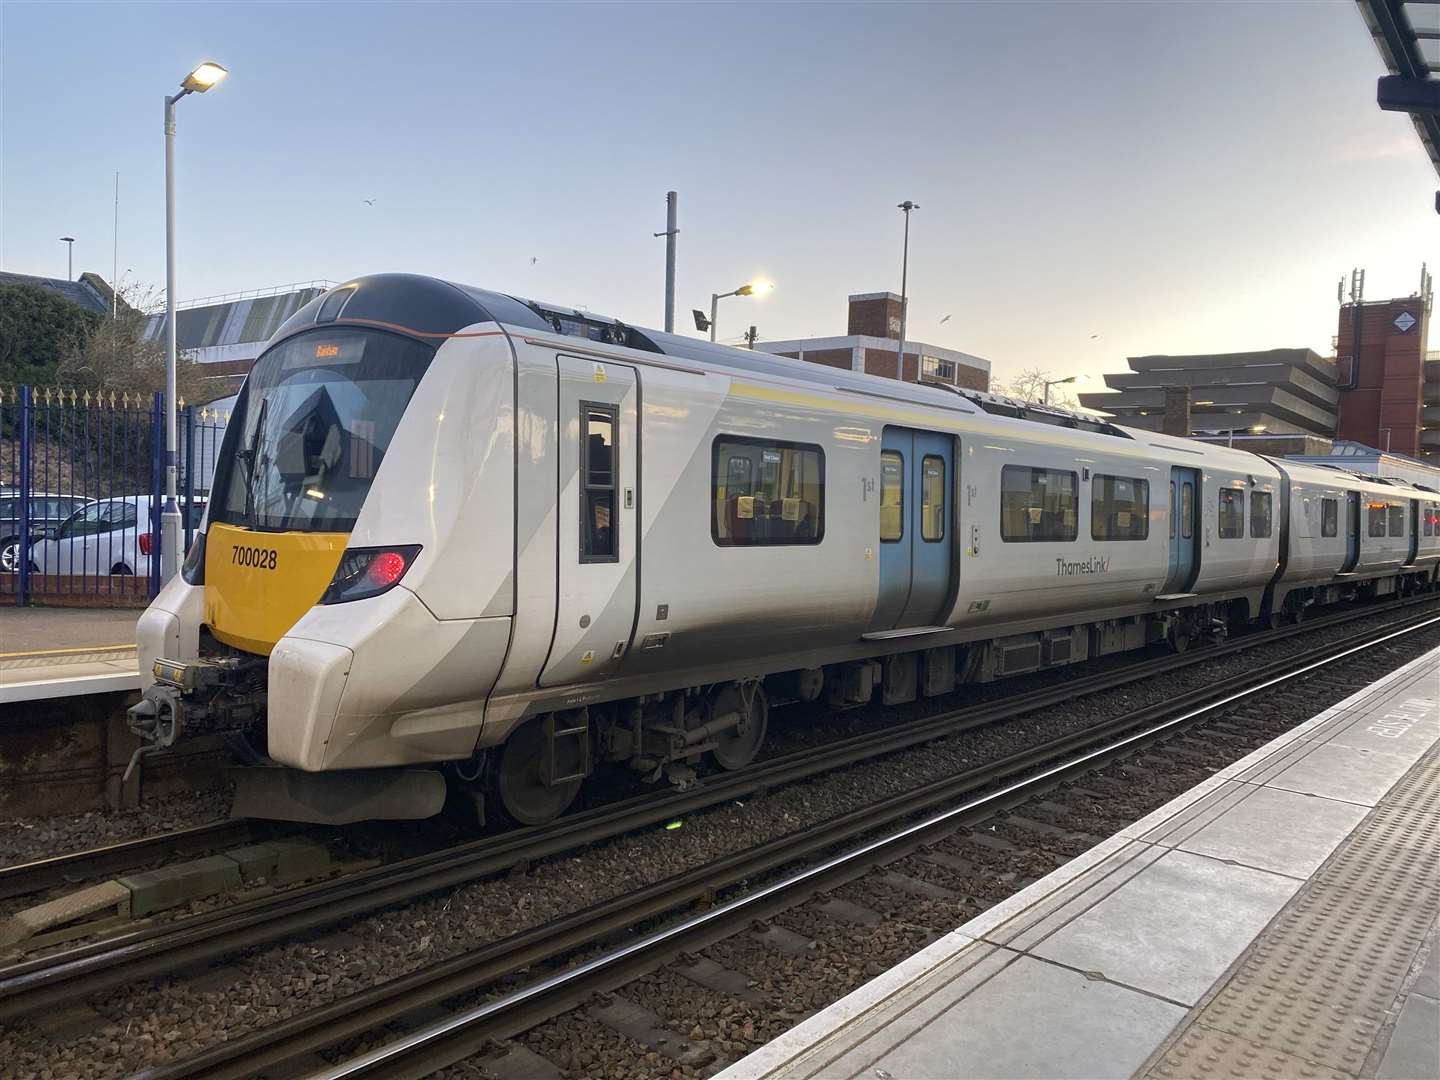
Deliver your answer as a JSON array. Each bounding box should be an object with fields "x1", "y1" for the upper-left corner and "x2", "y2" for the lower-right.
[{"x1": 1359, "y1": 1, "x2": 1440, "y2": 179}]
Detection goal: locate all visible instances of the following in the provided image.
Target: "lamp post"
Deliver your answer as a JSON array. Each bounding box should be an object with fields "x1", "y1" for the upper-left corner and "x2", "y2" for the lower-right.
[
  {"x1": 708, "y1": 279, "x2": 773, "y2": 343},
  {"x1": 162, "y1": 60, "x2": 227, "y2": 583},
  {"x1": 59, "y1": 237, "x2": 75, "y2": 280},
  {"x1": 1042, "y1": 373, "x2": 1089, "y2": 405},
  {"x1": 895, "y1": 201, "x2": 917, "y2": 380}
]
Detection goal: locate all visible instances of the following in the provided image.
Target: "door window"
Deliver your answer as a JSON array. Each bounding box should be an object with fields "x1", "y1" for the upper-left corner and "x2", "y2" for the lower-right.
[
  {"x1": 920, "y1": 455, "x2": 945, "y2": 541},
  {"x1": 1321, "y1": 498, "x2": 1338, "y2": 537},
  {"x1": 1181, "y1": 482, "x2": 1194, "y2": 539},
  {"x1": 580, "y1": 403, "x2": 617, "y2": 562},
  {"x1": 879, "y1": 451, "x2": 904, "y2": 542},
  {"x1": 1169, "y1": 482, "x2": 1176, "y2": 540}
]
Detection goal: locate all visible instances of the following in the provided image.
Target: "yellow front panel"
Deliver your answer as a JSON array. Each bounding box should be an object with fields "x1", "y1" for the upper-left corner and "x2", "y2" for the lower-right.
[{"x1": 205, "y1": 523, "x2": 349, "y2": 655}]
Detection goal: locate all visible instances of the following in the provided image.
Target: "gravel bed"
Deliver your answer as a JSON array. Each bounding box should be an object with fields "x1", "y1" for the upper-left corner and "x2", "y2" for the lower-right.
[
  {"x1": 0, "y1": 787, "x2": 233, "y2": 867},
  {"x1": 2, "y1": 611, "x2": 1437, "y2": 1078}
]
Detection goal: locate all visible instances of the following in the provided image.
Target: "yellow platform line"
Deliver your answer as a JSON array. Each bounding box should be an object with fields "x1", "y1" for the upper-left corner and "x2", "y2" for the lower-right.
[{"x1": 0, "y1": 643, "x2": 137, "y2": 659}]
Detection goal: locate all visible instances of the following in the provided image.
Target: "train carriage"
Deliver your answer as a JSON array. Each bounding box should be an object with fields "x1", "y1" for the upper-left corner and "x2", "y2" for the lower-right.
[{"x1": 130, "y1": 274, "x2": 1439, "y2": 826}]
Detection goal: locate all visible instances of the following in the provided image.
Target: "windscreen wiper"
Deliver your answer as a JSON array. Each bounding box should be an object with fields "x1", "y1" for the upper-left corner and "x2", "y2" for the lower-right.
[{"x1": 241, "y1": 396, "x2": 269, "y2": 524}]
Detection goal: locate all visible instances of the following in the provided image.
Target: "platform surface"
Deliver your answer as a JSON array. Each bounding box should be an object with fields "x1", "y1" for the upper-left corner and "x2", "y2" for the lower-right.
[
  {"x1": 0, "y1": 608, "x2": 140, "y2": 703},
  {"x1": 720, "y1": 645, "x2": 1440, "y2": 1080}
]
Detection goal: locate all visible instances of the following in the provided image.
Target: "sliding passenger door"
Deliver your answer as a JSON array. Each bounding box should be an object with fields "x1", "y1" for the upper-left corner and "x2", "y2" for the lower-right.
[
  {"x1": 1163, "y1": 466, "x2": 1200, "y2": 594},
  {"x1": 539, "y1": 356, "x2": 639, "y2": 687},
  {"x1": 1342, "y1": 492, "x2": 1361, "y2": 572},
  {"x1": 870, "y1": 427, "x2": 955, "y2": 631},
  {"x1": 1407, "y1": 501, "x2": 1419, "y2": 565}
]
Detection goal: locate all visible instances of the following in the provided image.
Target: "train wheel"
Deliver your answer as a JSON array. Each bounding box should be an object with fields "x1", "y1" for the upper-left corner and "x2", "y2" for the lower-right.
[
  {"x1": 709, "y1": 683, "x2": 769, "y2": 771},
  {"x1": 496, "y1": 718, "x2": 583, "y2": 826}
]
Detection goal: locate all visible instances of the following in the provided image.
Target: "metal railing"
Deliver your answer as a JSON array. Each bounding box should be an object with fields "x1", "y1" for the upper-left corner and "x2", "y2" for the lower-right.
[{"x1": 1, "y1": 386, "x2": 226, "y2": 605}]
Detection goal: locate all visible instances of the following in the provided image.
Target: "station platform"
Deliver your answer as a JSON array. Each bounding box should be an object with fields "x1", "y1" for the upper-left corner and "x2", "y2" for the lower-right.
[
  {"x1": 0, "y1": 608, "x2": 140, "y2": 704},
  {"x1": 720, "y1": 646, "x2": 1440, "y2": 1080}
]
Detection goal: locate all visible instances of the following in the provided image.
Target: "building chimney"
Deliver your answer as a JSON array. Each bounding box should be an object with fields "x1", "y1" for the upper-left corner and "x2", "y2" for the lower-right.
[
  {"x1": 848, "y1": 292, "x2": 903, "y2": 340},
  {"x1": 1163, "y1": 386, "x2": 1192, "y2": 437}
]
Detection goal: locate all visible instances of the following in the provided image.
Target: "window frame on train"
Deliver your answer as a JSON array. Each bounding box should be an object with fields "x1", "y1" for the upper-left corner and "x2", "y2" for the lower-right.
[
  {"x1": 1218, "y1": 487, "x2": 1244, "y2": 539},
  {"x1": 1321, "y1": 497, "x2": 1338, "y2": 538},
  {"x1": 710, "y1": 435, "x2": 825, "y2": 547},
  {"x1": 879, "y1": 450, "x2": 904, "y2": 543},
  {"x1": 1249, "y1": 490, "x2": 1273, "y2": 539},
  {"x1": 579, "y1": 401, "x2": 619, "y2": 564},
  {"x1": 1388, "y1": 503, "x2": 1405, "y2": 538},
  {"x1": 1090, "y1": 473, "x2": 1149, "y2": 542},
  {"x1": 1000, "y1": 465, "x2": 1078, "y2": 543},
  {"x1": 1368, "y1": 502, "x2": 1388, "y2": 537}
]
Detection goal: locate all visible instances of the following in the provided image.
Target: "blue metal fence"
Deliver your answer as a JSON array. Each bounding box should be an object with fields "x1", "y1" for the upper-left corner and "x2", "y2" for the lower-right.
[{"x1": 0, "y1": 387, "x2": 228, "y2": 606}]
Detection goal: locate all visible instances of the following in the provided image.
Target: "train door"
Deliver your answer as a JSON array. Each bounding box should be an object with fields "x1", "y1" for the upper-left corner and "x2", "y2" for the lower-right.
[
  {"x1": 869, "y1": 427, "x2": 955, "y2": 631},
  {"x1": 1341, "y1": 492, "x2": 1361, "y2": 572},
  {"x1": 1406, "y1": 500, "x2": 1419, "y2": 565},
  {"x1": 539, "y1": 355, "x2": 639, "y2": 687},
  {"x1": 1163, "y1": 467, "x2": 1200, "y2": 594}
]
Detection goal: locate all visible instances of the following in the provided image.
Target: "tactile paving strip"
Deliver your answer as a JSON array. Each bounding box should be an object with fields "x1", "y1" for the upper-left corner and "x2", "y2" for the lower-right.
[{"x1": 1144, "y1": 744, "x2": 1440, "y2": 1079}]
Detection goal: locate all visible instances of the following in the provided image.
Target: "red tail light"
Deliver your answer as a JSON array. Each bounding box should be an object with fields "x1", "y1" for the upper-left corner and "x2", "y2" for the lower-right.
[
  {"x1": 138, "y1": 532, "x2": 153, "y2": 556},
  {"x1": 320, "y1": 546, "x2": 421, "y2": 605}
]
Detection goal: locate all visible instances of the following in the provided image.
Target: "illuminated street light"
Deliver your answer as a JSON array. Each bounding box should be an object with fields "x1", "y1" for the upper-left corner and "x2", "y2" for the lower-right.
[
  {"x1": 1042, "y1": 372, "x2": 1089, "y2": 405},
  {"x1": 59, "y1": 236, "x2": 75, "y2": 280},
  {"x1": 161, "y1": 61, "x2": 228, "y2": 582},
  {"x1": 703, "y1": 279, "x2": 774, "y2": 343}
]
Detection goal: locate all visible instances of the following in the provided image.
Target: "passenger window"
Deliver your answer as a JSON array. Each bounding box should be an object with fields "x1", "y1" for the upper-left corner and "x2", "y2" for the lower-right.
[
  {"x1": 1181, "y1": 482, "x2": 1193, "y2": 539},
  {"x1": 1321, "y1": 498, "x2": 1338, "y2": 538},
  {"x1": 921, "y1": 456, "x2": 945, "y2": 541},
  {"x1": 1388, "y1": 504, "x2": 1405, "y2": 537},
  {"x1": 580, "y1": 403, "x2": 617, "y2": 562},
  {"x1": 712, "y1": 436, "x2": 824, "y2": 547},
  {"x1": 1091, "y1": 474, "x2": 1149, "y2": 541},
  {"x1": 1249, "y1": 491, "x2": 1273, "y2": 538},
  {"x1": 1218, "y1": 488, "x2": 1244, "y2": 539},
  {"x1": 1000, "y1": 466, "x2": 1078, "y2": 543},
  {"x1": 879, "y1": 452, "x2": 904, "y2": 542},
  {"x1": 1368, "y1": 502, "x2": 1386, "y2": 537}
]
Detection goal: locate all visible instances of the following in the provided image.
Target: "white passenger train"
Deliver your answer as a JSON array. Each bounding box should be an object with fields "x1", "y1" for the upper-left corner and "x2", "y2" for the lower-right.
[{"x1": 130, "y1": 274, "x2": 1440, "y2": 824}]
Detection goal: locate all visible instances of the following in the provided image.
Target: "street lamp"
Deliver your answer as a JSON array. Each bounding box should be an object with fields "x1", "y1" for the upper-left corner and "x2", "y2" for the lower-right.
[
  {"x1": 59, "y1": 237, "x2": 75, "y2": 281},
  {"x1": 895, "y1": 201, "x2": 918, "y2": 380},
  {"x1": 162, "y1": 60, "x2": 227, "y2": 583},
  {"x1": 1228, "y1": 423, "x2": 1266, "y2": 449},
  {"x1": 1042, "y1": 373, "x2": 1089, "y2": 405},
  {"x1": 706, "y1": 279, "x2": 772, "y2": 343}
]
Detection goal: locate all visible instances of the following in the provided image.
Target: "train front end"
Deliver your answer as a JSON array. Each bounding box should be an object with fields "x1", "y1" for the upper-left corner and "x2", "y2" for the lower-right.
[{"x1": 128, "y1": 276, "x2": 521, "y2": 822}]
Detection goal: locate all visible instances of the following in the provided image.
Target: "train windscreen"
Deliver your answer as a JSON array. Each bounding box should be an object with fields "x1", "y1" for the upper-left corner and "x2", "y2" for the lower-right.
[{"x1": 210, "y1": 327, "x2": 434, "y2": 533}]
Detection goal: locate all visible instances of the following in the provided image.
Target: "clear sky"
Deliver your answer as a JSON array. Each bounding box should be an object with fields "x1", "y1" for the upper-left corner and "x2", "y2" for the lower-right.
[{"x1": 2, "y1": 1, "x2": 1434, "y2": 389}]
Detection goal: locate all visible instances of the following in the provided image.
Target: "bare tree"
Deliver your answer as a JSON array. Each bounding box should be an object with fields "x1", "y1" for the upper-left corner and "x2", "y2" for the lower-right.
[
  {"x1": 993, "y1": 367, "x2": 1080, "y2": 408},
  {"x1": 56, "y1": 283, "x2": 215, "y2": 404}
]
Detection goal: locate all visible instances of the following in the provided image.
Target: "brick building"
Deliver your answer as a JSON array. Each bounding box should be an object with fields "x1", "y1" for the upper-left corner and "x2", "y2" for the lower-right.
[
  {"x1": 756, "y1": 293, "x2": 990, "y2": 391},
  {"x1": 1334, "y1": 293, "x2": 1433, "y2": 459}
]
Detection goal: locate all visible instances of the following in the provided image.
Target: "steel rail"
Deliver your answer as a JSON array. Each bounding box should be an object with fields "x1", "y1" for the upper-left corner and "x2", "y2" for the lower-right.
[
  {"x1": 140, "y1": 608, "x2": 1440, "y2": 1080},
  {"x1": 1, "y1": 596, "x2": 1435, "y2": 1026},
  {"x1": 310, "y1": 611, "x2": 1440, "y2": 1080},
  {"x1": 0, "y1": 820, "x2": 270, "y2": 904}
]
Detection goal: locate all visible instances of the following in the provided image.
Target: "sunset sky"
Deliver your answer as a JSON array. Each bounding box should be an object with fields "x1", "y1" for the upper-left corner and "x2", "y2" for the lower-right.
[{"x1": 3, "y1": 1, "x2": 1434, "y2": 390}]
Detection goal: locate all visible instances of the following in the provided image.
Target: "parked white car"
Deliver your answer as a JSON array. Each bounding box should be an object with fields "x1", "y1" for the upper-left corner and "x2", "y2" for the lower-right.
[{"x1": 32, "y1": 496, "x2": 206, "y2": 577}]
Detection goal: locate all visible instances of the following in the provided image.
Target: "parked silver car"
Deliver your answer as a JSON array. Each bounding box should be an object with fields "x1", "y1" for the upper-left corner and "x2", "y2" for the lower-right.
[{"x1": 31, "y1": 496, "x2": 206, "y2": 577}]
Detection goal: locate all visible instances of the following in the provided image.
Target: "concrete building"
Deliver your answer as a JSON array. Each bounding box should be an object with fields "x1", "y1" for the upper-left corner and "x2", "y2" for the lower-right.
[
  {"x1": 0, "y1": 270, "x2": 117, "y2": 315},
  {"x1": 140, "y1": 280, "x2": 334, "y2": 392},
  {"x1": 1077, "y1": 348, "x2": 1339, "y2": 438},
  {"x1": 756, "y1": 293, "x2": 990, "y2": 391}
]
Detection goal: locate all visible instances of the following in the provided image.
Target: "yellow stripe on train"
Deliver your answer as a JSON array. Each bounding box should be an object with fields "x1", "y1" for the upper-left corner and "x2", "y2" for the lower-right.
[{"x1": 204, "y1": 523, "x2": 348, "y2": 656}]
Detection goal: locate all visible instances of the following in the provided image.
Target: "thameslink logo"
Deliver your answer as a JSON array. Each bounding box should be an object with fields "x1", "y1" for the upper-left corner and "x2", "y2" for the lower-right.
[{"x1": 1056, "y1": 554, "x2": 1112, "y2": 576}]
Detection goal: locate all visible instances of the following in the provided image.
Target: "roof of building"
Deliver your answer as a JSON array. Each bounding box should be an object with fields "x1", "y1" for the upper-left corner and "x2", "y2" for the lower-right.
[
  {"x1": 141, "y1": 281, "x2": 335, "y2": 351},
  {"x1": 1358, "y1": 0, "x2": 1440, "y2": 178},
  {"x1": 756, "y1": 335, "x2": 992, "y2": 373},
  {"x1": 0, "y1": 270, "x2": 110, "y2": 313}
]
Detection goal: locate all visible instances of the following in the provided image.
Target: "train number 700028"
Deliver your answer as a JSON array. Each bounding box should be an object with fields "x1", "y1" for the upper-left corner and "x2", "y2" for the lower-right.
[{"x1": 232, "y1": 545, "x2": 278, "y2": 570}]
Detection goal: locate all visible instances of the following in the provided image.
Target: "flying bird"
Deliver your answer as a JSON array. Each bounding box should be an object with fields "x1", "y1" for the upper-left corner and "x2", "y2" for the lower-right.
[
  {"x1": 1089, "y1": 333, "x2": 1099, "y2": 339},
  {"x1": 363, "y1": 198, "x2": 376, "y2": 206},
  {"x1": 530, "y1": 257, "x2": 537, "y2": 265},
  {"x1": 939, "y1": 314, "x2": 952, "y2": 324}
]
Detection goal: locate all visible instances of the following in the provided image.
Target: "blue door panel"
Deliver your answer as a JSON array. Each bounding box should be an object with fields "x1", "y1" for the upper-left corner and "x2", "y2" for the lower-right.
[
  {"x1": 871, "y1": 427, "x2": 956, "y2": 631},
  {"x1": 873, "y1": 428, "x2": 913, "y2": 630}
]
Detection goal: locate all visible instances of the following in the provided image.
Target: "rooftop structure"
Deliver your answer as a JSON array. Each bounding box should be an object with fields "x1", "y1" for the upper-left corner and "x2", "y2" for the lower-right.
[
  {"x1": 0, "y1": 270, "x2": 115, "y2": 315},
  {"x1": 756, "y1": 293, "x2": 990, "y2": 391}
]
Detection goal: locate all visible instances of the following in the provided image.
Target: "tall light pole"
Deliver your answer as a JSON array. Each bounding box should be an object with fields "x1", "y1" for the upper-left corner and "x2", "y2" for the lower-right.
[
  {"x1": 163, "y1": 60, "x2": 227, "y2": 583},
  {"x1": 59, "y1": 237, "x2": 75, "y2": 280},
  {"x1": 895, "y1": 201, "x2": 918, "y2": 381},
  {"x1": 653, "y1": 191, "x2": 678, "y2": 333},
  {"x1": 707, "y1": 279, "x2": 773, "y2": 342}
]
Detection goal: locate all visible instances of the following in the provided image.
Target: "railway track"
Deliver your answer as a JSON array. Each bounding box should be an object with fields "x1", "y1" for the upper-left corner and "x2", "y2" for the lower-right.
[
  {"x1": 221, "y1": 610, "x2": 1440, "y2": 1080},
  {"x1": 0, "y1": 597, "x2": 1436, "y2": 1028},
  {"x1": 80, "y1": 604, "x2": 1440, "y2": 1079}
]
